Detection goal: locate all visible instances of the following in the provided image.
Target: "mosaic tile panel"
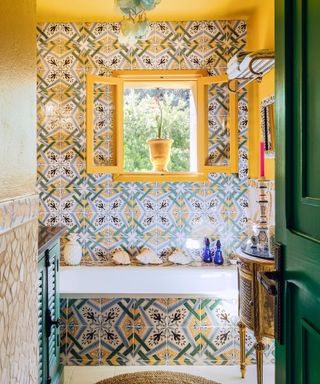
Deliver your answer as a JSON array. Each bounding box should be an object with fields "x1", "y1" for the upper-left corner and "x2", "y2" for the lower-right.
[
  {"x1": 61, "y1": 297, "x2": 275, "y2": 367},
  {"x1": 0, "y1": 220, "x2": 38, "y2": 383},
  {"x1": 37, "y1": 20, "x2": 249, "y2": 264}
]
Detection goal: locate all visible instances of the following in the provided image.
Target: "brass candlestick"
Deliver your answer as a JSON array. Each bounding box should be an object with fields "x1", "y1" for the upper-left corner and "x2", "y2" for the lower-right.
[{"x1": 241, "y1": 177, "x2": 273, "y2": 259}]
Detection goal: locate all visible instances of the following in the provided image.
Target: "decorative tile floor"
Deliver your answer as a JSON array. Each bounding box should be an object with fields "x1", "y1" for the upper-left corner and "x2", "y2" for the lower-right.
[{"x1": 64, "y1": 364, "x2": 275, "y2": 384}]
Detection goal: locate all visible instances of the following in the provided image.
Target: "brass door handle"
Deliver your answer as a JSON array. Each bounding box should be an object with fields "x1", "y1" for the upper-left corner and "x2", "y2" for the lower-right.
[{"x1": 257, "y1": 271, "x2": 278, "y2": 296}]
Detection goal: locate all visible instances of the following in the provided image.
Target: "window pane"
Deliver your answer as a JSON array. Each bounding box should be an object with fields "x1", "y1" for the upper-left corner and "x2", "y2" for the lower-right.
[{"x1": 123, "y1": 87, "x2": 192, "y2": 172}]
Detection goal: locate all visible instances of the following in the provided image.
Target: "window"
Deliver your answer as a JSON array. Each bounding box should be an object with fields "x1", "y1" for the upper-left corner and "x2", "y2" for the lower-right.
[{"x1": 86, "y1": 70, "x2": 238, "y2": 181}]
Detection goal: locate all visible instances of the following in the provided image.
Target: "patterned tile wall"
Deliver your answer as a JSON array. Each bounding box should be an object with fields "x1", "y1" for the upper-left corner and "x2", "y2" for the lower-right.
[
  {"x1": 60, "y1": 297, "x2": 275, "y2": 366},
  {"x1": 36, "y1": 20, "x2": 249, "y2": 264}
]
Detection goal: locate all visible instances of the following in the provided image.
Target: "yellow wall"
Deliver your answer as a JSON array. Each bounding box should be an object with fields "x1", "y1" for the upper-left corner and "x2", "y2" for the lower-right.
[
  {"x1": 0, "y1": 1, "x2": 38, "y2": 383},
  {"x1": 0, "y1": 0, "x2": 37, "y2": 200},
  {"x1": 37, "y1": 0, "x2": 261, "y2": 22},
  {"x1": 247, "y1": 0, "x2": 275, "y2": 179}
]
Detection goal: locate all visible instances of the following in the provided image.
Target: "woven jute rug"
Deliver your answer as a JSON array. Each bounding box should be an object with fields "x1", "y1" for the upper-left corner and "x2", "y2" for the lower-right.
[{"x1": 96, "y1": 371, "x2": 221, "y2": 384}]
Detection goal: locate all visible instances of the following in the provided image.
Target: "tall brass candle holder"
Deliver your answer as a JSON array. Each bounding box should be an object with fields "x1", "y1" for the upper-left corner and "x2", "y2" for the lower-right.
[{"x1": 241, "y1": 177, "x2": 274, "y2": 260}]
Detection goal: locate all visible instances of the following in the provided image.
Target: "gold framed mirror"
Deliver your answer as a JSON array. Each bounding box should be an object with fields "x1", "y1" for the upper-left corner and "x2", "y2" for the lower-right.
[{"x1": 260, "y1": 95, "x2": 275, "y2": 157}]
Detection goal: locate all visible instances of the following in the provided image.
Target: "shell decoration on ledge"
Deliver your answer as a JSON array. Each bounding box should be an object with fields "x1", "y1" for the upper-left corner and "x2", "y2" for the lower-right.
[
  {"x1": 169, "y1": 249, "x2": 193, "y2": 265},
  {"x1": 136, "y1": 249, "x2": 163, "y2": 265},
  {"x1": 112, "y1": 249, "x2": 131, "y2": 265}
]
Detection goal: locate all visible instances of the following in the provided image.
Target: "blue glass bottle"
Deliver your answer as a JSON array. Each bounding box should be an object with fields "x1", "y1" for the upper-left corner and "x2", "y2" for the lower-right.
[
  {"x1": 203, "y1": 238, "x2": 213, "y2": 263},
  {"x1": 214, "y1": 240, "x2": 224, "y2": 265}
]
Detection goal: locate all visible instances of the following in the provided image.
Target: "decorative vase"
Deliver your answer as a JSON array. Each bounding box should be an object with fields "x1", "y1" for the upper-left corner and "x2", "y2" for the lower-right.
[
  {"x1": 63, "y1": 234, "x2": 82, "y2": 266},
  {"x1": 147, "y1": 138, "x2": 173, "y2": 172}
]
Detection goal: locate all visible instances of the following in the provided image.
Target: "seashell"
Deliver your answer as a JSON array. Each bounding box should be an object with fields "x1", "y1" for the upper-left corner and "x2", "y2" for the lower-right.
[
  {"x1": 136, "y1": 249, "x2": 163, "y2": 265},
  {"x1": 169, "y1": 250, "x2": 192, "y2": 265},
  {"x1": 112, "y1": 250, "x2": 131, "y2": 265}
]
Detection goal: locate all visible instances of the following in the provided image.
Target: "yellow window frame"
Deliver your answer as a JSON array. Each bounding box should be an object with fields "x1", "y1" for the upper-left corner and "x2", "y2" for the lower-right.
[
  {"x1": 197, "y1": 75, "x2": 239, "y2": 174},
  {"x1": 86, "y1": 70, "x2": 238, "y2": 181}
]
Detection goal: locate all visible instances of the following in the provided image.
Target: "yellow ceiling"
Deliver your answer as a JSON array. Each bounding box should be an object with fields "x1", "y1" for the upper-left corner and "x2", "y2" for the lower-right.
[{"x1": 37, "y1": 0, "x2": 261, "y2": 22}]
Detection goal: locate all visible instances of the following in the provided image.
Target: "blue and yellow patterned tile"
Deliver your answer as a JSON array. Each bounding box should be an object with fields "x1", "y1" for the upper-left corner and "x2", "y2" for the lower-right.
[
  {"x1": 60, "y1": 299, "x2": 69, "y2": 327},
  {"x1": 85, "y1": 189, "x2": 130, "y2": 236},
  {"x1": 134, "y1": 354, "x2": 168, "y2": 366},
  {"x1": 201, "y1": 298, "x2": 238, "y2": 328},
  {"x1": 100, "y1": 299, "x2": 135, "y2": 362},
  {"x1": 131, "y1": 48, "x2": 156, "y2": 70},
  {"x1": 201, "y1": 326, "x2": 236, "y2": 365},
  {"x1": 58, "y1": 94, "x2": 86, "y2": 141},
  {"x1": 37, "y1": 140, "x2": 62, "y2": 190},
  {"x1": 203, "y1": 21, "x2": 226, "y2": 46},
  {"x1": 37, "y1": 46, "x2": 85, "y2": 95},
  {"x1": 62, "y1": 356, "x2": 100, "y2": 366},
  {"x1": 83, "y1": 22, "x2": 108, "y2": 47},
  {"x1": 179, "y1": 21, "x2": 203, "y2": 47},
  {"x1": 39, "y1": 187, "x2": 61, "y2": 212},
  {"x1": 85, "y1": 236, "x2": 119, "y2": 262},
  {"x1": 134, "y1": 327, "x2": 167, "y2": 364},
  {"x1": 59, "y1": 326, "x2": 68, "y2": 360},
  {"x1": 100, "y1": 356, "x2": 133, "y2": 366},
  {"x1": 179, "y1": 192, "x2": 224, "y2": 236},
  {"x1": 153, "y1": 21, "x2": 182, "y2": 47},
  {"x1": 59, "y1": 188, "x2": 86, "y2": 231},
  {"x1": 67, "y1": 325, "x2": 100, "y2": 363},
  {"x1": 134, "y1": 298, "x2": 168, "y2": 359},
  {"x1": 225, "y1": 20, "x2": 247, "y2": 60},
  {"x1": 156, "y1": 235, "x2": 179, "y2": 260},
  {"x1": 179, "y1": 46, "x2": 203, "y2": 70},
  {"x1": 166, "y1": 322, "x2": 202, "y2": 364},
  {"x1": 58, "y1": 142, "x2": 86, "y2": 189},
  {"x1": 37, "y1": 94, "x2": 63, "y2": 143},
  {"x1": 68, "y1": 298, "x2": 101, "y2": 326},
  {"x1": 154, "y1": 47, "x2": 180, "y2": 70},
  {"x1": 84, "y1": 173, "x2": 112, "y2": 191},
  {"x1": 37, "y1": 23, "x2": 83, "y2": 48},
  {"x1": 59, "y1": 325, "x2": 68, "y2": 362},
  {"x1": 167, "y1": 299, "x2": 201, "y2": 328},
  {"x1": 135, "y1": 299, "x2": 168, "y2": 328},
  {"x1": 101, "y1": 298, "x2": 135, "y2": 337}
]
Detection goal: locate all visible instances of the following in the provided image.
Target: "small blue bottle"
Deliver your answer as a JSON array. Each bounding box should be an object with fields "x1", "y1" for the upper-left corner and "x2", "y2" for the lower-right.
[
  {"x1": 214, "y1": 240, "x2": 224, "y2": 265},
  {"x1": 203, "y1": 238, "x2": 213, "y2": 263}
]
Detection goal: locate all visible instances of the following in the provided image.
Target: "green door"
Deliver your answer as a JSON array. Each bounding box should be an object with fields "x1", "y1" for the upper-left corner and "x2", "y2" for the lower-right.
[{"x1": 276, "y1": 0, "x2": 320, "y2": 383}]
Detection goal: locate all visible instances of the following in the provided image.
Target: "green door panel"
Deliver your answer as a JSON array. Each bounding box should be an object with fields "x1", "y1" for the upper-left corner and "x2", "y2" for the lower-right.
[
  {"x1": 276, "y1": 0, "x2": 320, "y2": 383},
  {"x1": 291, "y1": 0, "x2": 320, "y2": 241}
]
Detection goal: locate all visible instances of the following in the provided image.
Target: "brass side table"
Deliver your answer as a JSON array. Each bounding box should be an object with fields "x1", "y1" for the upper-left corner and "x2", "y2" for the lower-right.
[{"x1": 237, "y1": 250, "x2": 275, "y2": 384}]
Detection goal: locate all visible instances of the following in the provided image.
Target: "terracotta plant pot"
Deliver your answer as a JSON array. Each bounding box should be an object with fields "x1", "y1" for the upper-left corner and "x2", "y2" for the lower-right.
[{"x1": 147, "y1": 138, "x2": 173, "y2": 172}]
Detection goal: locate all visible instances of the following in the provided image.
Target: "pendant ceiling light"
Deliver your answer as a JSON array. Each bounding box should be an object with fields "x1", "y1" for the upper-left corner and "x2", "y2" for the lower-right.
[{"x1": 115, "y1": 0, "x2": 161, "y2": 47}]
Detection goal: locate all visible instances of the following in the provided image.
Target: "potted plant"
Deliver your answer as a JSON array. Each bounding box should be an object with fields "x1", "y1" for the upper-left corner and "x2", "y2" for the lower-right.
[{"x1": 147, "y1": 91, "x2": 173, "y2": 172}]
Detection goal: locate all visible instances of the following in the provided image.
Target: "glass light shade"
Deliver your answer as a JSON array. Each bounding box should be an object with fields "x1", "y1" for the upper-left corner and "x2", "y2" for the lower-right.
[
  {"x1": 140, "y1": 0, "x2": 160, "y2": 10},
  {"x1": 121, "y1": 19, "x2": 139, "y2": 35},
  {"x1": 116, "y1": 0, "x2": 141, "y2": 15},
  {"x1": 118, "y1": 30, "x2": 138, "y2": 48},
  {"x1": 135, "y1": 20, "x2": 150, "y2": 39}
]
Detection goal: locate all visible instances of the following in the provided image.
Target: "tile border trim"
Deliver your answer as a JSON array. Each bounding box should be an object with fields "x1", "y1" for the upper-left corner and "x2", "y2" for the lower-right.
[{"x1": 0, "y1": 193, "x2": 39, "y2": 235}]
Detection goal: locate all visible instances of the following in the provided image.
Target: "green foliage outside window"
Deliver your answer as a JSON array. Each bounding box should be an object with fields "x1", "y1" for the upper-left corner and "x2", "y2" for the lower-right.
[{"x1": 123, "y1": 88, "x2": 191, "y2": 172}]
